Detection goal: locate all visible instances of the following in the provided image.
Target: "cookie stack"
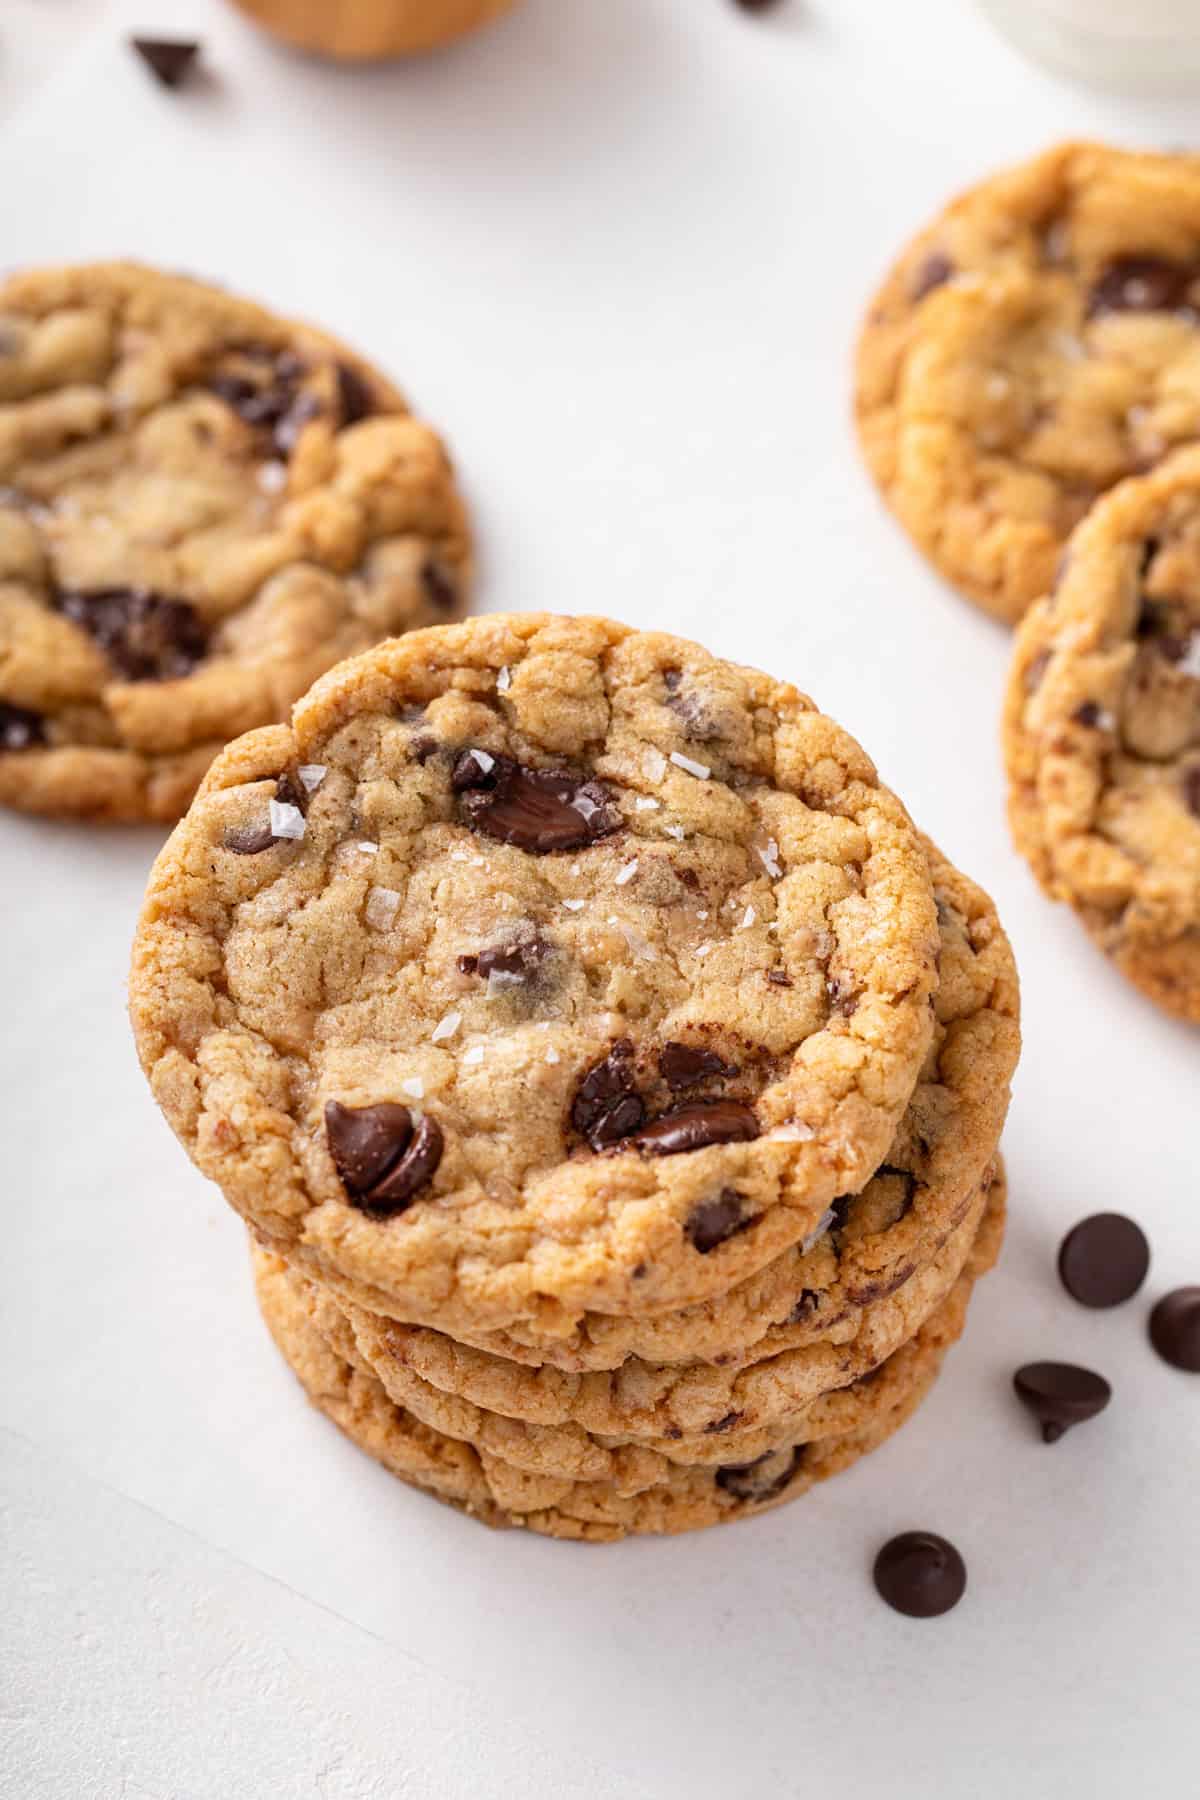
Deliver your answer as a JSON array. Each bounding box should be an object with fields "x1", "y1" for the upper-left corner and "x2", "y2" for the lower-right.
[
  {"x1": 131, "y1": 614, "x2": 1020, "y2": 1539},
  {"x1": 856, "y1": 141, "x2": 1200, "y2": 1021}
]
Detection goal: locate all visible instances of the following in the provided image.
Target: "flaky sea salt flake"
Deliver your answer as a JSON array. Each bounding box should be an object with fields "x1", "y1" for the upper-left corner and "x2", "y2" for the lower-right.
[
  {"x1": 669, "y1": 750, "x2": 710, "y2": 779},
  {"x1": 635, "y1": 796, "x2": 660, "y2": 811},
  {"x1": 741, "y1": 906, "x2": 756, "y2": 930},
  {"x1": 431, "y1": 1011, "x2": 461, "y2": 1043},
  {"x1": 801, "y1": 1208, "x2": 837, "y2": 1255},
  {"x1": 562, "y1": 898, "x2": 586, "y2": 912},
  {"x1": 496, "y1": 665, "x2": 512, "y2": 693},
  {"x1": 365, "y1": 885, "x2": 401, "y2": 930},
  {"x1": 463, "y1": 1045, "x2": 485, "y2": 1066},
  {"x1": 757, "y1": 839, "x2": 782, "y2": 878},
  {"x1": 269, "y1": 800, "x2": 305, "y2": 840},
  {"x1": 298, "y1": 764, "x2": 327, "y2": 792},
  {"x1": 615, "y1": 860, "x2": 638, "y2": 886},
  {"x1": 400, "y1": 1076, "x2": 425, "y2": 1100}
]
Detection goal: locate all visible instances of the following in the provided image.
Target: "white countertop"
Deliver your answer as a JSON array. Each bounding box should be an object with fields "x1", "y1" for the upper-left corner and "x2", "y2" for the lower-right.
[{"x1": 2, "y1": 3, "x2": 1197, "y2": 1795}]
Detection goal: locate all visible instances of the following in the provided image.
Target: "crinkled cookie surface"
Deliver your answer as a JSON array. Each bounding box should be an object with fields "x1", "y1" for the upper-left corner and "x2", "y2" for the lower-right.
[{"x1": 0, "y1": 262, "x2": 469, "y2": 819}]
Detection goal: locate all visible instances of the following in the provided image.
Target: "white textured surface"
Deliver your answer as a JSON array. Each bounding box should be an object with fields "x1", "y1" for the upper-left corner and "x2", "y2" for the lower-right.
[{"x1": 1, "y1": 3, "x2": 1197, "y2": 1795}]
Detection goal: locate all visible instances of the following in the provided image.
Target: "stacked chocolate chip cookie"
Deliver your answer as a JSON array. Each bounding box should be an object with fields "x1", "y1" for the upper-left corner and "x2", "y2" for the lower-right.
[{"x1": 131, "y1": 614, "x2": 1020, "y2": 1539}]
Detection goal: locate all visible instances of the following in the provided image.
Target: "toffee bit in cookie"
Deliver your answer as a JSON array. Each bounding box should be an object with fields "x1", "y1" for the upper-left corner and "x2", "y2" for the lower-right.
[
  {"x1": 685, "y1": 1188, "x2": 751, "y2": 1253},
  {"x1": 658, "y1": 1042, "x2": 736, "y2": 1090},
  {"x1": 335, "y1": 361, "x2": 375, "y2": 428},
  {"x1": 715, "y1": 1446, "x2": 803, "y2": 1503},
  {"x1": 1087, "y1": 255, "x2": 1199, "y2": 318},
  {"x1": 1058, "y1": 1212, "x2": 1150, "y2": 1308},
  {"x1": 456, "y1": 751, "x2": 621, "y2": 854},
  {"x1": 0, "y1": 700, "x2": 46, "y2": 751},
  {"x1": 420, "y1": 558, "x2": 459, "y2": 614},
  {"x1": 1148, "y1": 1287, "x2": 1200, "y2": 1372},
  {"x1": 55, "y1": 588, "x2": 207, "y2": 682},
  {"x1": 873, "y1": 1531, "x2": 966, "y2": 1618},
  {"x1": 910, "y1": 251, "x2": 955, "y2": 301},
  {"x1": 130, "y1": 36, "x2": 200, "y2": 89},
  {"x1": 571, "y1": 1040, "x2": 645, "y2": 1149},
  {"x1": 1013, "y1": 1362, "x2": 1111, "y2": 1443},
  {"x1": 632, "y1": 1100, "x2": 760, "y2": 1157}
]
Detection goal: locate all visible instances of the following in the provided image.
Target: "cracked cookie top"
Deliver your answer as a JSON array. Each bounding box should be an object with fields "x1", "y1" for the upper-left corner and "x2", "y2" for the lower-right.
[
  {"x1": 1004, "y1": 447, "x2": 1200, "y2": 1022},
  {"x1": 130, "y1": 613, "x2": 939, "y2": 1332},
  {"x1": 856, "y1": 141, "x2": 1200, "y2": 624},
  {"x1": 0, "y1": 262, "x2": 469, "y2": 820}
]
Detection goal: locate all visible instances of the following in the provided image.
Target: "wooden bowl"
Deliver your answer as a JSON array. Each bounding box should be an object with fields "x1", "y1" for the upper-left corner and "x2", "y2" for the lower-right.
[{"x1": 229, "y1": 0, "x2": 521, "y2": 60}]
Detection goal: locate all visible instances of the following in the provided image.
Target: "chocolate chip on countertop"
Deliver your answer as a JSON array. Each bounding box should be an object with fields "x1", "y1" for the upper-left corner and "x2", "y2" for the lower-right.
[
  {"x1": 1148, "y1": 1288, "x2": 1200, "y2": 1372},
  {"x1": 658, "y1": 1041, "x2": 736, "y2": 1090},
  {"x1": 0, "y1": 700, "x2": 46, "y2": 751},
  {"x1": 631, "y1": 1100, "x2": 760, "y2": 1157},
  {"x1": 571, "y1": 1040, "x2": 645, "y2": 1149},
  {"x1": 56, "y1": 587, "x2": 207, "y2": 682},
  {"x1": 455, "y1": 751, "x2": 621, "y2": 854},
  {"x1": 130, "y1": 36, "x2": 200, "y2": 88},
  {"x1": 684, "y1": 1188, "x2": 753, "y2": 1254},
  {"x1": 873, "y1": 1532, "x2": 966, "y2": 1618},
  {"x1": 1013, "y1": 1362, "x2": 1112, "y2": 1442},
  {"x1": 1058, "y1": 1212, "x2": 1150, "y2": 1308}
]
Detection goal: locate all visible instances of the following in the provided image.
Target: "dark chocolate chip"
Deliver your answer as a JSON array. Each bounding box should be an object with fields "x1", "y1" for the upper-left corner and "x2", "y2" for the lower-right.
[
  {"x1": 788, "y1": 1289, "x2": 820, "y2": 1324},
  {"x1": 715, "y1": 1446, "x2": 803, "y2": 1503},
  {"x1": 223, "y1": 820, "x2": 277, "y2": 855},
  {"x1": 766, "y1": 968, "x2": 793, "y2": 988},
  {"x1": 457, "y1": 938, "x2": 549, "y2": 981},
  {"x1": 873, "y1": 1531, "x2": 966, "y2": 1618},
  {"x1": 685, "y1": 1188, "x2": 752, "y2": 1254},
  {"x1": 411, "y1": 735, "x2": 439, "y2": 764},
  {"x1": 1148, "y1": 1287, "x2": 1200, "y2": 1372},
  {"x1": 571, "y1": 1040, "x2": 645, "y2": 1149},
  {"x1": 1058, "y1": 1212, "x2": 1150, "y2": 1308},
  {"x1": 826, "y1": 975, "x2": 859, "y2": 1017},
  {"x1": 1138, "y1": 536, "x2": 1162, "y2": 578},
  {"x1": 0, "y1": 700, "x2": 46, "y2": 751},
  {"x1": 658, "y1": 1041, "x2": 736, "y2": 1090},
  {"x1": 451, "y1": 747, "x2": 500, "y2": 791},
  {"x1": 1087, "y1": 255, "x2": 1198, "y2": 318},
  {"x1": 630, "y1": 1100, "x2": 760, "y2": 1157},
  {"x1": 335, "y1": 362, "x2": 375, "y2": 428},
  {"x1": 325, "y1": 1100, "x2": 415, "y2": 1195},
  {"x1": 361, "y1": 1114, "x2": 444, "y2": 1215},
  {"x1": 274, "y1": 769, "x2": 309, "y2": 815},
  {"x1": 421, "y1": 558, "x2": 459, "y2": 613},
  {"x1": 1013, "y1": 1362, "x2": 1112, "y2": 1442},
  {"x1": 704, "y1": 1410, "x2": 744, "y2": 1435},
  {"x1": 910, "y1": 251, "x2": 954, "y2": 301},
  {"x1": 130, "y1": 36, "x2": 200, "y2": 88},
  {"x1": 1072, "y1": 701, "x2": 1106, "y2": 728},
  {"x1": 456, "y1": 751, "x2": 621, "y2": 854},
  {"x1": 209, "y1": 353, "x2": 315, "y2": 458},
  {"x1": 55, "y1": 588, "x2": 207, "y2": 682},
  {"x1": 1183, "y1": 765, "x2": 1200, "y2": 819},
  {"x1": 662, "y1": 668, "x2": 683, "y2": 693}
]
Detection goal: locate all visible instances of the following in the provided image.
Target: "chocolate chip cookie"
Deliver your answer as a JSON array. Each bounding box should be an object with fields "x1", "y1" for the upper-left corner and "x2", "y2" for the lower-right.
[
  {"x1": 1004, "y1": 447, "x2": 1200, "y2": 1021},
  {"x1": 385, "y1": 834, "x2": 1018, "y2": 1371},
  {"x1": 856, "y1": 141, "x2": 1200, "y2": 624},
  {"x1": 130, "y1": 614, "x2": 941, "y2": 1332},
  {"x1": 277, "y1": 1163, "x2": 1002, "y2": 1479},
  {"x1": 0, "y1": 262, "x2": 469, "y2": 820},
  {"x1": 252, "y1": 1240, "x2": 981, "y2": 1541}
]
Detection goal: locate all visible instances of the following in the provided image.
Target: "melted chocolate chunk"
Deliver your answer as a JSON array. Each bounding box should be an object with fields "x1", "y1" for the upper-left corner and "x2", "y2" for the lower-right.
[
  {"x1": 335, "y1": 362, "x2": 375, "y2": 428},
  {"x1": 1087, "y1": 255, "x2": 1199, "y2": 318},
  {"x1": 1013, "y1": 1361, "x2": 1111, "y2": 1443},
  {"x1": 826, "y1": 975, "x2": 859, "y2": 1017},
  {"x1": 0, "y1": 700, "x2": 46, "y2": 751},
  {"x1": 362, "y1": 1115, "x2": 444, "y2": 1215},
  {"x1": 910, "y1": 251, "x2": 954, "y2": 301},
  {"x1": 55, "y1": 588, "x2": 207, "y2": 682},
  {"x1": 631, "y1": 1100, "x2": 760, "y2": 1157},
  {"x1": 457, "y1": 938, "x2": 549, "y2": 980},
  {"x1": 788, "y1": 1289, "x2": 820, "y2": 1324},
  {"x1": 1183, "y1": 765, "x2": 1200, "y2": 819},
  {"x1": 1058, "y1": 1212, "x2": 1150, "y2": 1308},
  {"x1": 130, "y1": 36, "x2": 200, "y2": 88},
  {"x1": 873, "y1": 1531, "x2": 966, "y2": 1618},
  {"x1": 1073, "y1": 701, "x2": 1107, "y2": 728},
  {"x1": 223, "y1": 821, "x2": 277, "y2": 855},
  {"x1": 274, "y1": 769, "x2": 309, "y2": 814},
  {"x1": 715, "y1": 1446, "x2": 804, "y2": 1503},
  {"x1": 209, "y1": 350, "x2": 315, "y2": 458},
  {"x1": 571, "y1": 1041, "x2": 645, "y2": 1149},
  {"x1": 658, "y1": 1041, "x2": 736, "y2": 1090},
  {"x1": 421, "y1": 559, "x2": 459, "y2": 613},
  {"x1": 766, "y1": 968, "x2": 793, "y2": 988},
  {"x1": 455, "y1": 750, "x2": 621, "y2": 854},
  {"x1": 684, "y1": 1188, "x2": 752, "y2": 1254},
  {"x1": 1148, "y1": 1287, "x2": 1200, "y2": 1373},
  {"x1": 704, "y1": 1411, "x2": 744, "y2": 1435},
  {"x1": 325, "y1": 1100, "x2": 442, "y2": 1215}
]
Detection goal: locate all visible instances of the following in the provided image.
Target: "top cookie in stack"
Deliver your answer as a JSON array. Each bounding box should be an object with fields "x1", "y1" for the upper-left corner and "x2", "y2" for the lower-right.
[{"x1": 130, "y1": 614, "x2": 1019, "y2": 1536}]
